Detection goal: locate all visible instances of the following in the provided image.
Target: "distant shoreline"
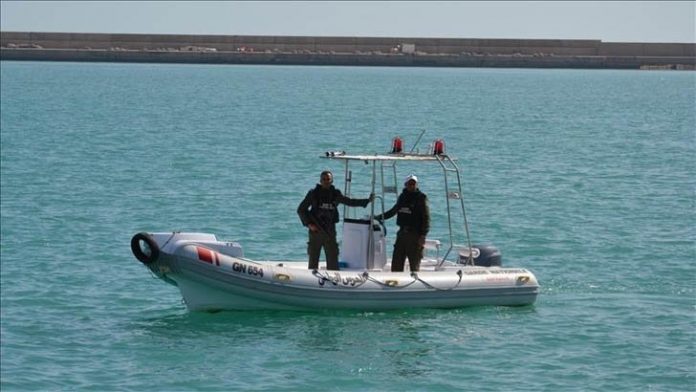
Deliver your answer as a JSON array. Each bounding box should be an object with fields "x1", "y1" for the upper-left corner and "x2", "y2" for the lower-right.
[{"x1": 2, "y1": 32, "x2": 694, "y2": 70}]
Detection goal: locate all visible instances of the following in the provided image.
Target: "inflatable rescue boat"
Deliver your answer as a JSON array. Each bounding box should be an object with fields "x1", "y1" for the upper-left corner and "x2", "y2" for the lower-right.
[{"x1": 131, "y1": 135, "x2": 539, "y2": 311}]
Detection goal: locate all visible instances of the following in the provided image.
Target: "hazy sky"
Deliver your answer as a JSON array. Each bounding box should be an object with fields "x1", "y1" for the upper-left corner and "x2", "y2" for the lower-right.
[{"x1": 1, "y1": 1, "x2": 694, "y2": 43}]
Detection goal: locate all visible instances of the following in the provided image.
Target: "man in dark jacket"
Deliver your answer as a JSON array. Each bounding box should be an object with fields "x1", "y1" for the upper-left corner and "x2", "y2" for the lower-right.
[
  {"x1": 297, "y1": 170, "x2": 373, "y2": 270},
  {"x1": 376, "y1": 174, "x2": 430, "y2": 272}
]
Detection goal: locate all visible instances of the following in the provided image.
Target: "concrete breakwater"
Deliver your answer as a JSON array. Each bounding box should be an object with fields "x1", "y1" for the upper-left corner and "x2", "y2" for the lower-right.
[{"x1": 1, "y1": 32, "x2": 694, "y2": 69}]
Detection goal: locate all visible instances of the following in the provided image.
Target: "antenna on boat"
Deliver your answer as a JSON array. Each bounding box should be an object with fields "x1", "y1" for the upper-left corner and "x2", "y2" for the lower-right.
[
  {"x1": 410, "y1": 129, "x2": 427, "y2": 153},
  {"x1": 367, "y1": 160, "x2": 377, "y2": 269},
  {"x1": 343, "y1": 164, "x2": 351, "y2": 219}
]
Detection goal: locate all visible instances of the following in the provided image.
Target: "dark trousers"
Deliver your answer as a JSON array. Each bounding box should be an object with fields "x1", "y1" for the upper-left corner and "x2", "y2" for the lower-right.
[
  {"x1": 391, "y1": 229, "x2": 423, "y2": 272},
  {"x1": 307, "y1": 230, "x2": 339, "y2": 270}
]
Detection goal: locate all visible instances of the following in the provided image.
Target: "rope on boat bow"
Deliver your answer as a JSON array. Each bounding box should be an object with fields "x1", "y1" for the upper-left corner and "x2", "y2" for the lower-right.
[{"x1": 161, "y1": 232, "x2": 177, "y2": 250}]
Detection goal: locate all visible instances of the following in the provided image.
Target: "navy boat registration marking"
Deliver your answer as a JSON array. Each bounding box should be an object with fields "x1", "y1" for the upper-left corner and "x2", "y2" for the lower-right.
[
  {"x1": 488, "y1": 269, "x2": 527, "y2": 274},
  {"x1": 232, "y1": 262, "x2": 264, "y2": 277},
  {"x1": 341, "y1": 275, "x2": 366, "y2": 286},
  {"x1": 313, "y1": 271, "x2": 366, "y2": 287},
  {"x1": 314, "y1": 271, "x2": 340, "y2": 286}
]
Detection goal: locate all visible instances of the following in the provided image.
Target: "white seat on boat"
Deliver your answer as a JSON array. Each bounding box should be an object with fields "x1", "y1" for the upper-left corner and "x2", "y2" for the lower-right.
[{"x1": 424, "y1": 239, "x2": 441, "y2": 250}]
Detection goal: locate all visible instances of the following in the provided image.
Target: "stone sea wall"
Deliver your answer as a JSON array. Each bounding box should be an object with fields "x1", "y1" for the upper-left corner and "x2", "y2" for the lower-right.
[{"x1": 1, "y1": 32, "x2": 694, "y2": 69}]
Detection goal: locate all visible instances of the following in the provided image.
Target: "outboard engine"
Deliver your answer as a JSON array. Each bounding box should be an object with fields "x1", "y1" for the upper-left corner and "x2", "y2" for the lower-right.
[{"x1": 458, "y1": 244, "x2": 502, "y2": 267}]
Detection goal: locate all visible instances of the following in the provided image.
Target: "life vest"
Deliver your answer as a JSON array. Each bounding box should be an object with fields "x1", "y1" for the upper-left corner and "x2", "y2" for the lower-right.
[
  {"x1": 396, "y1": 190, "x2": 426, "y2": 230},
  {"x1": 310, "y1": 185, "x2": 340, "y2": 228}
]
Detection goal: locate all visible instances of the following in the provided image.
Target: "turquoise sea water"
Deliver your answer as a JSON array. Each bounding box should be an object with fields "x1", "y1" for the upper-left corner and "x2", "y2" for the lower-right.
[{"x1": 1, "y1": 61, "x2": 694, "y2": 391}]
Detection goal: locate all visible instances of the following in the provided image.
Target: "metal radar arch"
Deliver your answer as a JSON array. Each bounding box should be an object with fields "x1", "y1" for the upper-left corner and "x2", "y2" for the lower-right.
[{"x1": 322, "y1": 131, "x2": 476, "y2": 270}]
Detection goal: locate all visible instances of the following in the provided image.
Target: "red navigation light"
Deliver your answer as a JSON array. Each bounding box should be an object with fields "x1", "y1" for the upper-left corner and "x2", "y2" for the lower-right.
[
  {"x1": 392, "y1": 136, "x2": 403, "y2": 153},
  {"x1": 433, "y1": 139, "x2": 445, "y2": 155}
]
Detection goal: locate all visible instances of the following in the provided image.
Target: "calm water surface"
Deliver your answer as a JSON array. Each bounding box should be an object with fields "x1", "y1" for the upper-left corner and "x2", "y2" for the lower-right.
[{"x1": 1, "y1": 62, "x2": 694, "y2": 391}]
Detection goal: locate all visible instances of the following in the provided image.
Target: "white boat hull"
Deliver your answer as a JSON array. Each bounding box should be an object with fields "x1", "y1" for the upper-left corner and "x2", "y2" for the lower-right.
[{"x1": 135, "y1": 232, "x2": 539, "y2": 311}]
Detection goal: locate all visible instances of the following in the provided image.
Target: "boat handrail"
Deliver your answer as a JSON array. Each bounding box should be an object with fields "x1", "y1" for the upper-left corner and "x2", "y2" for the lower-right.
[
  {"x1": 323, "y1": 138, "x2": 472, "y2": 267},
  {"x1": 322, "y1": 153, "x2": 455, "y2": 162}
]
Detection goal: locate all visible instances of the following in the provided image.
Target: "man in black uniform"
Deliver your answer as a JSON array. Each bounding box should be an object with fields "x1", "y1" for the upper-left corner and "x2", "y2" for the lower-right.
[
  {"x1": 376, "y1": 174, "x2": 430, "y2": 272},
  {"x1": 297, "y1": 170, "x2": 373, "y2": 270}
]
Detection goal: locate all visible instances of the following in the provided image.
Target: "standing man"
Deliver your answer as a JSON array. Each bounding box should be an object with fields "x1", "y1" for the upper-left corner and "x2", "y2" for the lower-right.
[
  {"x1": 297, "y1": 170, "x2": 374, "y2": 271},
  {"x1": 376, "y1": 174, "x2": 430, "y2": 272}
]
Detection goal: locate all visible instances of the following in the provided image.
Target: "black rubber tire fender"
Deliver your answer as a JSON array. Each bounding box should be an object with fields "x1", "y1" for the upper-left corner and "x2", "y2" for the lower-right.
[{"x1": 131, "y1": 232, "x2": 160, "y2": 264}]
